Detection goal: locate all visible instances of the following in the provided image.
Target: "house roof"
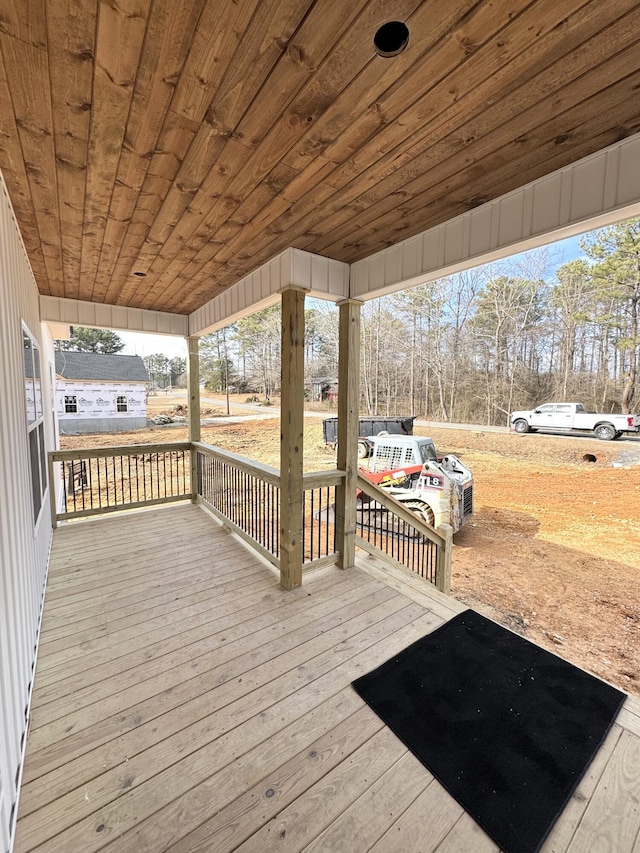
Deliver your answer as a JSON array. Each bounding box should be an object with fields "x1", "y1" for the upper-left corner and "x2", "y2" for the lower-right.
[
  {"x1": 55, "y1": 352, "x2": 149, "y2": 382},
  {"x1": 1, "y1": 2, "x2": 639, "y2": 315}
]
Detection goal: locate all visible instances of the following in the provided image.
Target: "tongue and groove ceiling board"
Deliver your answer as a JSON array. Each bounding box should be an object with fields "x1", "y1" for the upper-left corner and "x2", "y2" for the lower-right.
[{"x1": 0, "y1": 0, "x2": 639, "y2": 315}]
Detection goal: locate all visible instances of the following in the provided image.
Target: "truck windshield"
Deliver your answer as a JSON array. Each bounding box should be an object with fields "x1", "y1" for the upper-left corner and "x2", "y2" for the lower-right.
[{"x1": 420, "y1": 443, "x2": 438, "y2": 463}]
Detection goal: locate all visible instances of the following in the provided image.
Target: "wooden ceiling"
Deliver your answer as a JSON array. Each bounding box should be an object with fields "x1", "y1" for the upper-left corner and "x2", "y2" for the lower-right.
[{"x1": 1, "y1": 0, "x2": 640, "y2": 316}]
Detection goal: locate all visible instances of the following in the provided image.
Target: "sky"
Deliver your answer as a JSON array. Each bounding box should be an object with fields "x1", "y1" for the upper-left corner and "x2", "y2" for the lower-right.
[
  {"x1": 552, "y1": 234, "x2": 585, "y2": 264},
  {"x1": 119, "y1": 329, "x2": 187, "y2": 360},
  {"x1": 117, "y1": 232, "x2": 589, "y2": 359}
]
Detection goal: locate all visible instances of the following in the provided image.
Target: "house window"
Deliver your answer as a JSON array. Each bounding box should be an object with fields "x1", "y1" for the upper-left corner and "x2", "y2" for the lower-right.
[
  {"x1": 23, "y1": 325, "x2": 47, "y2": 525},
  {"x1": 65, "y1": 395, "x2": 78, "y2": 413},
  {"x1": 116, "y1": 395, "x2": 128, "y2": 412}
]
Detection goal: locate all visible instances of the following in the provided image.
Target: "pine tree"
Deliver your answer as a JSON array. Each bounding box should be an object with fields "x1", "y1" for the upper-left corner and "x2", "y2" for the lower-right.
[
  {"x1": 61, "y1": 327, "x2": 125, "y2": 353},
  {"x1": 581, "y1": 218, "x2": 640, "y2": 412}
]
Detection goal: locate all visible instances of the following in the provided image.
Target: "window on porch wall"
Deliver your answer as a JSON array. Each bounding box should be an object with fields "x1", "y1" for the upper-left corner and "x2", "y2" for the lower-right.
[{"x1": 22, "y1": 325, "x2": 48, "y2": 524}]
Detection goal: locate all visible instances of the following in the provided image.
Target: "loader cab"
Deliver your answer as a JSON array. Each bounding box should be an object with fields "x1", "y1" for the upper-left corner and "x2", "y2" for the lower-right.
[{"x1": 366, "y1": 436, "x2": 437, "y2": 474}]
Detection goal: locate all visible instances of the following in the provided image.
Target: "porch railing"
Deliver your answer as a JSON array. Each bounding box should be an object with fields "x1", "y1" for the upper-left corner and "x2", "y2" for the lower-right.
[
  {"x1": 194, "y1": 443, "x2": 344, "y2": 571},
  {"x1": 356, "y1": 473, "x2": 453, "y2": 594},
  {"x1": 193, "y1": 441, "x2": 281, "y2": 569},
  {"x1": 49, "y1": 443, "x2": 191, "y2": 524},
  {"x1": 302, "y1": 470, "x2": 343, "y2": 568},
  {"x1": 47, "y1": 444, "x2": 451, "y2": 593}
]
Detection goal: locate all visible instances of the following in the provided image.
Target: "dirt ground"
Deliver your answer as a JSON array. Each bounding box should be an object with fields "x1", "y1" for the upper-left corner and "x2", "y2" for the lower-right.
[{"x1": 61, "y1": 405, "x2": 640, "y2": 695}]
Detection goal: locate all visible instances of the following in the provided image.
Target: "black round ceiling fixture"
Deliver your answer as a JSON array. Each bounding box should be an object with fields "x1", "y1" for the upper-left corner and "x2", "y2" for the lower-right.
[{"x1": 374, "y1": 21, "x2": 409, "y2": 58}]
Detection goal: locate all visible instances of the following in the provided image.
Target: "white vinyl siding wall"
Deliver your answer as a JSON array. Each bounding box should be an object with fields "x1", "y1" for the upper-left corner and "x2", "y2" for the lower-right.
[{"x1": 0, "y1": 174, "x2": 53, "y2": 853}]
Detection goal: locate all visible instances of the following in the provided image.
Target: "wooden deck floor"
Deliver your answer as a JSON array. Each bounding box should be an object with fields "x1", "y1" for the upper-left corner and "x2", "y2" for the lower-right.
[{"x1": 14, "y1": 504, "x2": 640, "y2": 853}]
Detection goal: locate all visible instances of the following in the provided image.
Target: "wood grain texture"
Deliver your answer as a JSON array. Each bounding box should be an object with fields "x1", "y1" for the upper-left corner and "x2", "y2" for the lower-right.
[
  {"x1": 45, "y1": 0, "x2": 96, "y2": 299},
  {"x1": 368, "y1": 780, "x2": 464, "y2": 853},
  {"x1": 1, "y1": 0, "x2": 640, "y2": 313},
  {"x1": 279, "y1": 287, "x2": 305, "y2": 589},
  {"x1": 566, "y1": 729, "x2": 640, "y2": 852},
  {"x1": 335, "y1": 299, "x2": 361, "y2": 569},
  {"x1": 0, "y1": 46, "x2": 48, "y2": 286},
  {"x1": 0, "y1": 32, "x2": 63, "y2": 289},
  {"x1": 12, "y1": 505, "x2": 637, "y2": 853},
  {"x1": 80, "y1": 0, "x2": 150, "y2": 299}
]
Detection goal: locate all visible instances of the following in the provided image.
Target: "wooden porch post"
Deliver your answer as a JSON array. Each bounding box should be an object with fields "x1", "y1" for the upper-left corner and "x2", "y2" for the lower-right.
[
  {"x1": 187, "y1": 335, "x2": 201, "y2": 502},
  {"x1": 436, "y1": 524, "x2": 453, "y2": 595},
  {"x1": 279, "y1": 286, "x2": 305, "y2": 590},
  {"x1": 335, "y1": 299, "x2": 362, "y2": 569}
]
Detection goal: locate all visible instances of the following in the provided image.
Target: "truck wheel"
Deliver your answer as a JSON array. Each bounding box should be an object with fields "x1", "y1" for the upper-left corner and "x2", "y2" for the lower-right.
[
  {"x1": 404, "y1": 500, "x2": 435, "y2": 528},
  {"x1": 513, "y1": 419, "x2": 530, "y2": 434},
  {"x1": 594, "y1": 423, "x2": 616, "y2": 441},
  {"x1": 357, "y1": 441, "x2": 368, "y2": 459}
]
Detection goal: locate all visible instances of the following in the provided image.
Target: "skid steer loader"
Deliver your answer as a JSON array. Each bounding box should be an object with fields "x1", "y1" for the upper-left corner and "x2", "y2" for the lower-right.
[{"x1": 359, "y1": 434, "x2": 473, "y2": 533}]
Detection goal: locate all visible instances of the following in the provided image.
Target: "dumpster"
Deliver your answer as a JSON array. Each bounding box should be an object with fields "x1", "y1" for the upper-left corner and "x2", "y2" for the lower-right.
[{"x1": 322, "y1": 416, "x2": 415, "y2": 448}]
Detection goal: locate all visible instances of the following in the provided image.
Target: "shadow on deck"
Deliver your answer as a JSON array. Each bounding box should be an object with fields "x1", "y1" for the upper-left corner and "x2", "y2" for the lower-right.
[{"x1": 14, "y1": 505, "x2": 640, "y2": 852}]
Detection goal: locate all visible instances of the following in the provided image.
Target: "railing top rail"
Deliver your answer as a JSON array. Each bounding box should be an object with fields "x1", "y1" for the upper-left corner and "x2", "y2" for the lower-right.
[
  {"x1": 192, "y1": 440, "x2": 281, "y2": 486},
  {"x1": 50, "y1": 442, "x2": 192, "y2": 461},
  {"x1": 302, "y1": 469, "x2": 346, "y2": 489},
  {"x1": 356, "y1": 472, "x2": 446, "y2": 550},
  {"x1": 50, "y1": 445, "x2": 345, "y2": 494}
]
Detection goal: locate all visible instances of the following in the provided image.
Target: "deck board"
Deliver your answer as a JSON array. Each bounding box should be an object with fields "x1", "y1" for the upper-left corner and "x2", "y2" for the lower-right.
[
  {"x1": 302, "y1": 750, "x2": 433, "y2": 853},
  {"x1": 28, "y1": 566, "x2": 367, "y2": 715},
  {"x1": 14, "y1": 504, "x2": 640, "y2": 853},
  {"x1": 29, "y1": 576, "x2": 384, "y2": 731}
]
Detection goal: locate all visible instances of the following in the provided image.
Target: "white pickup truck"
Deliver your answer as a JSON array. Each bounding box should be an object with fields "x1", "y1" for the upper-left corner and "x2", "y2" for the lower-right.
[{"x1": 510, "y1": 402, "x2": 640, "y2": 441}]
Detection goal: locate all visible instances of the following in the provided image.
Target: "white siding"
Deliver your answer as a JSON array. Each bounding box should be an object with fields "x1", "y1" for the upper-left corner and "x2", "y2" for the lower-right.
[
  {"x1": 39, "y1": 295, "x2": 189, "y2": 337},
  {"x1": 0, "y1": 174, "x2": 53, "y2": 853}
]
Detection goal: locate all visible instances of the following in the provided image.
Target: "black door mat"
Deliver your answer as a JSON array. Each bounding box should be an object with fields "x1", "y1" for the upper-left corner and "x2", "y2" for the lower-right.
[{"x1": 352, "y1": 610, "x2": 625, "y2": 853}]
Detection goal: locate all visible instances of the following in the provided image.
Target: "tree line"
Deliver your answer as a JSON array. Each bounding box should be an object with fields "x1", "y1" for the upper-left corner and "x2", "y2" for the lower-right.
[
  {"x1": 201, "y1": 218, "x2": 640, "y2": 425},
  {"x1": 60, "y1": 218, "x2": 639, "y2": 425},
  {"x1": 142, "y1": 354, "x2": 187, "y2": 391}
]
